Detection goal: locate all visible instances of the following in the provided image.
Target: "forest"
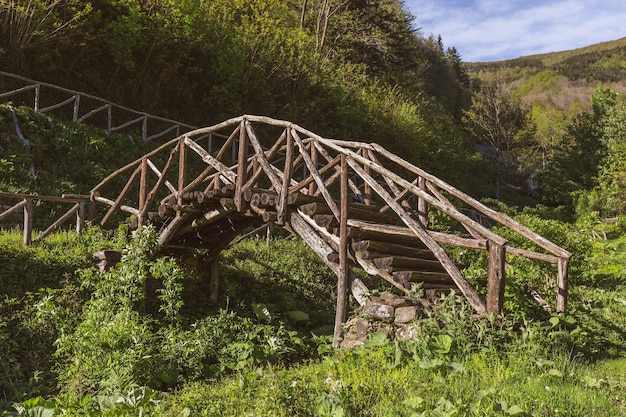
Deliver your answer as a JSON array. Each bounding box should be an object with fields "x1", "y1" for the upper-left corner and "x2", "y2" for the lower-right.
[{"x1": 1, "y1": 0, "x2": 626, "y2": 415}]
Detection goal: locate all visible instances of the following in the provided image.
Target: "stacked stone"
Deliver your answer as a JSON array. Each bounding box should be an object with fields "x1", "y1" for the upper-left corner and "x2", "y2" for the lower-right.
[{"x1": 340, "y1": 291, "x2": 422, "y2": 349}]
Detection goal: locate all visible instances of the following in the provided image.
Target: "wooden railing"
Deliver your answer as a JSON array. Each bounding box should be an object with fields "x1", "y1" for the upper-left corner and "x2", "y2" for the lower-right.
[
  {"x1": 90, "y1": 115, "x2": 572, "y2": 315},
  {"x1": 0, "y1": 191, "x2": 91, "y2": 245},
  {"x1": 0, "y1": 71, "x2": 198, "y2": 142}
]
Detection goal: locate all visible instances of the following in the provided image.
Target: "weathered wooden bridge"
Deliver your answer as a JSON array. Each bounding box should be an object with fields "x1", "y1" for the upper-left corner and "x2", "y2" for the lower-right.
[{"x1": 0, "y1": 111, "x2": 572, "y2": 345}]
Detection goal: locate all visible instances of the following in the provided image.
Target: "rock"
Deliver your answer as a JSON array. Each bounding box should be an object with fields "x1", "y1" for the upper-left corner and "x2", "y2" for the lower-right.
[
  {"x1": 395, "y1": 325, "x2": 418, "y2": 341},
  {"x1": 379, "y1": 291, "x2": 414, "y2": 308},
  {"x1": 345, "y1": 317, "x2": 370, "y2": 340},
  {"x1": 341, "y1": 317, "x2": 370, "y2": 349},
  {"x1": 394, "y1": 306, "x2": 419, "y2": 324},
  {"x1": 364, "y1": 300, "x2": 394, "y2": 321},
  {"x1": 93, "y1": 250, "x2": 122, "y2": 262},
  {"x1": 340, "y1": 338, "x2": 364, "y2": 349},
  {"x1": 93, "y1": 250, "x2": 122, "y2": 273}
]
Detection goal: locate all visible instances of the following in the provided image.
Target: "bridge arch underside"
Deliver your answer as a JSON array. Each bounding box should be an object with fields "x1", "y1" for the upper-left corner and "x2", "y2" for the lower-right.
[{"x1": 91, "y1": 115, "x2": 571, "y2": 325}]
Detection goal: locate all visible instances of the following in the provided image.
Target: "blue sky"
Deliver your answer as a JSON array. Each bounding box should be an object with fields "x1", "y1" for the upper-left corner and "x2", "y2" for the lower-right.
[{"x1": 404, "y1": 0, "x2": 626, "y2": 62}]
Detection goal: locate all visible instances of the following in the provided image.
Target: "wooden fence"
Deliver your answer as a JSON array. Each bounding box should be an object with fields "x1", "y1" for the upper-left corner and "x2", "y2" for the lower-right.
[
  {"x1": 0, "y1": 71, "x2": 198, "y2": 142},
  {"x1": 0, "y1": 191, "x2": 91, "y2": 245}
]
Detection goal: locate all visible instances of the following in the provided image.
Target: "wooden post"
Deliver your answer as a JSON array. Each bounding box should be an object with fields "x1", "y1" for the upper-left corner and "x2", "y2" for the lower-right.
[
  {"x1": 76, "y1": 201, "x2": 85, "y2": 234},
  {"x1": 277, "y1": 127, "x2": 293, "y2": 225},
  {"x1": 333, "y1": 154, "x2": 349, "y2": 348},
  {"x1": 142, "y1": 116, "x2": 148, "y2": 141},
  {"x1": 209, "y1": 257, "x2": 219, "y2": 303},
  {"x1": 88, "y1": 198, "x2": 95, "y2": 222},
  {"x1": 235, "y1": 121, "x2": 248, "y2": 211},
  {"x1": 308, "y1": 143, "x2": 317, "y2": 196},
  {"x1": 178, "y1": 137, "x2": 186, "y2": 207},
  {"x1": 363, "y1": 150, "x2": 372, "y2": 205},
  {"x1": 418, "y1": 176, "x2": 428, "y2": 228},
  {"x1": 138, "y1": 158, "x2": 148, "y2": 228},
  {"x1": 487, "y1": 241, "x2": 506, "y2": 314},
  {"x1": 34, "y1": 85, "x2": 40, "y2": 111},
  {"x1": 557, "y1": 257, "x2": 569, "y2": 314},
  {"x1": 73, "y1": 95, "x2": 80, "y2": 121},
  {"x1": 107, "y1": 104, "x2": 112, "y2": 134},
  {"x1": 23, "y1": 198, "x2": 33, "y2": 246}
]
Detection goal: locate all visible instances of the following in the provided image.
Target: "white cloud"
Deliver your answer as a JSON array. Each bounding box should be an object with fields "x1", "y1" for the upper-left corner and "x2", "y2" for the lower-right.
[{"x1": 404, "y1": 0, "x2": 626, "y2": 61}]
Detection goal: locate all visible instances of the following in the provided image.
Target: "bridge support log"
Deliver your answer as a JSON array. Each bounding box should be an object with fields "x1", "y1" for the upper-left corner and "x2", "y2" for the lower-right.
[
  {"x1": 333, "y1": 155, "x2": 349, "y2": 348},
  {"x1": 487, "y1": 241, "x2": 506, "y2": 314}
]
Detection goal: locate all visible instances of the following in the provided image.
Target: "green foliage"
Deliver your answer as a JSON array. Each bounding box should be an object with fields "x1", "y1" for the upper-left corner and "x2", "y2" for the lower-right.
[{"x1": 463, "y1": 75, "x2": 537, "y2": 199}]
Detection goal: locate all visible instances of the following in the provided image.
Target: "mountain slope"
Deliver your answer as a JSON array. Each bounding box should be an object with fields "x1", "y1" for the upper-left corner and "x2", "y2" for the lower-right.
[{"x1": 466, "y1": 37, "x2": 626, "y2": 112}]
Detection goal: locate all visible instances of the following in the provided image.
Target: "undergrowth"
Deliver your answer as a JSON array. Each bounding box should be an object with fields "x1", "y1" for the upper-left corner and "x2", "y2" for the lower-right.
[{"x1": 0, "y1": 212, "x2": 625, "y2": 416}]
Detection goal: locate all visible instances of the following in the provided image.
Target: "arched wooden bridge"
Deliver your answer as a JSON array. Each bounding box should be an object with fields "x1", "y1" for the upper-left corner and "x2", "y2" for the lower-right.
[{"x1": 1, "y1": 114, "x2": 572, "y2": 345}]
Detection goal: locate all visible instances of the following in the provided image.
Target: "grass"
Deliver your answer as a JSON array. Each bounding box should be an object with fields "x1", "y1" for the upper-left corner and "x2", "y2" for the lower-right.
[{"x1": 1, "y1": 219, "x2": 625, "y2": 416}]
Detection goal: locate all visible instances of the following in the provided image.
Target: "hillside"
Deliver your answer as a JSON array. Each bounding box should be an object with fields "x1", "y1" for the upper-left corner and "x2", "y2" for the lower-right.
[{"x1": 467, "y1": 37, "x2": 626, "y2": 112}]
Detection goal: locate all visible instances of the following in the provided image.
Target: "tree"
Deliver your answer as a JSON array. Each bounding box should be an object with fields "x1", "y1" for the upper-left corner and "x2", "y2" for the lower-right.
[
  {"x1": 0, "y1": 0, "x2": 91, "y2": 70},
  {"x1": 538, "y1": 85, "x2": 617, "y2": 210},
  {"x1": 463, "y1": 78, "x2": 537, "y2": 199}
]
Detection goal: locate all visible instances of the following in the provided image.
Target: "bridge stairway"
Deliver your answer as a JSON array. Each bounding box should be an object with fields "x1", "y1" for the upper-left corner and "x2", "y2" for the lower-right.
[{"x1": 150, "y1": 185, "x2": 458, "y2": 296}]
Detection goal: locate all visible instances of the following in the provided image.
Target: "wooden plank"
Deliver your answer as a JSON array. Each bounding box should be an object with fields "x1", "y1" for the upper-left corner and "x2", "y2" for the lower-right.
[
  {"x1": 76, "y1": 202, "x2": 85, "y2": 234},
  {"x1": 0, "y1": 199, "x2": 27, "y2": 221},
  {"x1": 23, "y1": 199, "x2": 33, "y2": 246},
  {"x1": 91, "y1": 137, "x2": 179, "y2": 193},
  {"x1": 0, "y1": 84, "x2": 38, "y2": 100},
  {"x1": 178, "y1": 137, "x2": 187, "y2": 206},
  {"x1": 418, "y1": 176, "x2": 428, "y2": 227},
  {"x1": 39, "y1": 95, "x2": 77, "y2": 113},
  {"x1": 235, "y1": 121, "x2": 249, "y2": 211},
  {"x1": 277, "y1": 127, "x2": 293, "y2": 225},
  {"x1": 143, "y1": 151, "x2": 178, "y2": 215},
  {"x1": 287, "y1": 211, "x2": 368, "y2": 306},
  {"x1": 244, "y1": 121, "x2": 282, "y2": 191},
  {"x1": 0, "y1": 191, "x2": 89, "y2": 203},
  {"x1": 138, "y1": 158, "x2": 148, "y2": 227},
  {"x1": 346, "y1": 220, "x2": 488, "y2": 250},
  {"x1": 242, "y1": 129, "x2": 287, "y2": 191},
  {"x1": 37, "y1": 203, "x2": 79, "y2": 240},
  {"x1": 426, "y1": 181, "x2": 484, "y2": 240},
  {"x1": 321, "y1": 142, "x2": 507, "y2": 247},
  {"x1": 146, "y1": 156, "x2": 177, "y2": 194},
  {"x1": 300, "y1": 201, "x2": 395, "y2": 224},
  {"x1": 349, "y1": 159, "x2": 487, "y2": 315},
  {"x1": 506, "y1": 246, "x2": 559, "y2": 264},
  {"x1": 392, "y1": 270, "x2": 453, "y2": 285},
  {"x1": 157, "y1": 213, "x2": 193, "y2": 246},
  {"x1": 292, "y1": 131, "x2": 340, "y2": 220},
  {"x1": 100, "y1": 165, "x2": 141, "y2": 227},
  {"x1": 372, "y1": 256, "x2": 445, "y2": 271},
  {"x1": 333, "y1": 154, "x2": 349, "y2": 348},
  {"x1": 369, "y1": 143, "x2": 569, "y2": 259},
  {"x1": 184, "y1": 136, "x2": 237, "y2": 184},
  {"x1": 309, "y1": 142, "x2": 317, "y2": 196},
  {"x1": 314, "y1": 141, "x2": 364, "y2": 201},
  {"x1": 557, "y1": 257, "x2": 569, "y2": 314},
  {"x1": 487, "y1": 242, "x2": 506, "y2": 314},
  {"x1": 352, "y1": 240, "x2": 433, "y2": 258},
  {"x1": 289, "y1": 155, "x2": 340, "y2": 195}
]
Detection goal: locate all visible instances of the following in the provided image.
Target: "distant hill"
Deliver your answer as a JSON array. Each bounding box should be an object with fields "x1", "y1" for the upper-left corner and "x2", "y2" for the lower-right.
[{"x1": 466, "y1": 37, "x2": 626, "y2": 112}]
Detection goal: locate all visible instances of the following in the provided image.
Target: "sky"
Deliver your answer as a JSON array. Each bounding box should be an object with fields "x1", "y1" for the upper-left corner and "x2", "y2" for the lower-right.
[{"x1": 404, "y1": 0, "x2": 626, "y2": 62}]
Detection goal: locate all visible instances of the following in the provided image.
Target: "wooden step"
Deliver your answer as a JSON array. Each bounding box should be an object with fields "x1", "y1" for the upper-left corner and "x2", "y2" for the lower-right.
[
  {"x1": 299, "y1": 202, "x2": 396, "y2": 225},
  {"x1": 392, "y1": 270, "x2": 454, "y2": 286},
  {"x1": 372, "y1": 255, "x2": 445, "y2": 272},
  {"x1": 344, "y1": 225, "x2": 425, "y2": 247},
  {"x1": 352, "y1": 240, "x2": 433, "y2": 258}
]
